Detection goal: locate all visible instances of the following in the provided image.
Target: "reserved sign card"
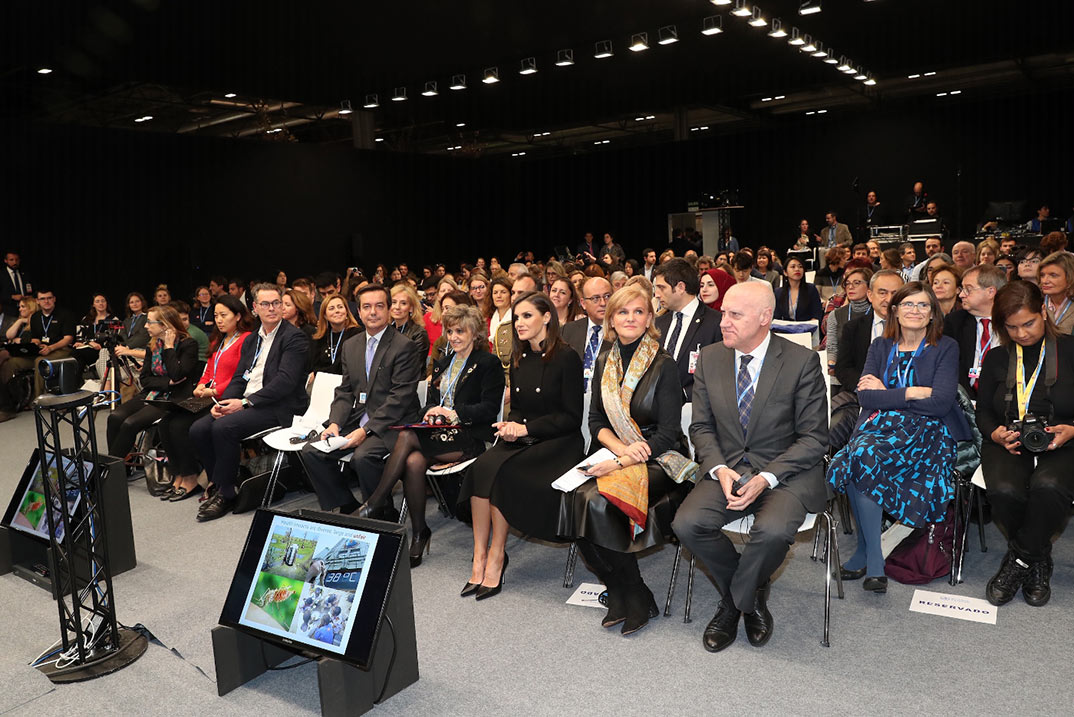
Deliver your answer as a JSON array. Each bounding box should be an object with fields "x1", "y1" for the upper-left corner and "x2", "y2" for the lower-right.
[
  {"x1": 909, "y1": 589, "x2": 997, "y2": 625},
  {"x1": 566, "y1": 582, "x2": 607, "y2": 609}
]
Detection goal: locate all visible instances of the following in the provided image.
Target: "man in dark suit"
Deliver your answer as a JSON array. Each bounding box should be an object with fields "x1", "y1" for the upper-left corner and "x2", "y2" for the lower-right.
[
  {"x1": 192, "y1": 283, "x2": 311, "y2": 521},
  {"x1": 1, "y1": 251, "x2": 31, "y2": 318},
  {"x1": 943, "y1": 265, "x2": 1006, "y2": 399},
  {"x1": 672, "y1": 281, "x2": 828, "y2": 652},
  {"x1": 652, "y1": 259, "x2": 722, "y2": 401},
  {"x1": 834, "y1": 269, "x2": 903, "y2": 390},
  {"x1": 302, "y1": 284, "x2": 421, "y2": 518},
  {"x1": 561, "y1": 277, "x2": 613, "y2": 391}
]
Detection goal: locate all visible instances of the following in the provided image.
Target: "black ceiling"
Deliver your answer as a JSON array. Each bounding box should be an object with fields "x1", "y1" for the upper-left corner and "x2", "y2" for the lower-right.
[{"x1": 5, "y1": 0, "x2": 1074, "y2": 145}]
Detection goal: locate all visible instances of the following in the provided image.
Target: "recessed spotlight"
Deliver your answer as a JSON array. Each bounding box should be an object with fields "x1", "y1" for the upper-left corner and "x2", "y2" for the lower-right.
[
  {"x1": 732, "y1": 0, "x2": 752, "y2": 17},
  {"x1": 456, "y1": 122, "x2": 466, "y2": 127},
  {"x1": 950, "y1": 90, "x2": 962, "y2": 95},
  {"x1": 908, "y1": 74, "x2": 921, "y2": 79},
  {"x1": 482, "y1": 67, "x2": 500, "y2": 84},
  {"x1": 555, "y1": 49, "x2": 574, "y2": 66},
  {"x1": 711, "y1": 0, "x2": 732, "y2": 5},
  {"x1": 702, "y1": 16, "x2": 724, "y2": 35},
  {"x1": 936, "y1": 92, "x2": 948, "y2": 97},
  {"x1": 422, "y1": 81, "x2": 438, "y2": 97},
  {"x1": 768, "y1": 18, "x2": 787, "y2": 38},
  {"x1": 224, "y1": 92, "x2": 236, "y2": 98},
  {"x1": 37, "y1": 67, "x2": 53, "y2": 75},
  {"x1": 924, "y1": 71, "x2": 937, "y2": 76},
  {"x1": 629, "y1": 32, "x2": 649, "y2": 52},
  {"x1": 594, "y1": 40, "x2": 614, "y2": 58},
  {"x1": 374, "y1": 137, "x2": 384, "y2": 142},
  {"x1": 774, "y1": 95, "x2": 785, "y2": 100},
  {"x1": 363, "y1": 93, "x2": 379, "y2": 108},
  {"x1": 450, "y1": 74, "x2": 467, "y2": 90},
  {"x1": 519, "y1": 57, "x2": 537, "y2": 75}
]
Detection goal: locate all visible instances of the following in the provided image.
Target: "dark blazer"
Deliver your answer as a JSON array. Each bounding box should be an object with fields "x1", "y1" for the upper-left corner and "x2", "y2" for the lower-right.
[
  {"x1": 589, "y1": 347, "x2": 684, "y2": 457},
  {"x1": 222, "y1": 321, "x2": 311, "y2": 425},
  {"x1": 0, "y1": 266, "x2": 31, "y2": 316},
  {"x1": 328, "y1": 326, "x2": 421, "y2": 436},
  {"x1": 689, "y1": 333, "x2": 829, "y2": 512},
  {"x1": 654, "y1": 301, "x2": 723, "y2": 400},
  {"x1": 856, "y1": 335, "x2": 972, "y2": 441},
  {"x1": 943, "y1": 308, "x2": 981, "y2": 399},
  {"x1": 121, "y1": 314, "x2": 150, "y2": 350},
  {"x1": 137, "y1": 337, "x2": 201, "y2": 401},
  {"x1": 773, "y1": 282, "x2": 824, "y2": 322},
  {"x1": 428, "y1": 349, "x2": 505, "y2": 443},
  {"x1": 394, "y1": 320, "x2": 430, "y2": 362},
  {"x1": 561, "y1": 317, "x2": 611, "y2": 361},
  {"x1": 834, "y1": 309, "x2": 876, "y2": 389}
]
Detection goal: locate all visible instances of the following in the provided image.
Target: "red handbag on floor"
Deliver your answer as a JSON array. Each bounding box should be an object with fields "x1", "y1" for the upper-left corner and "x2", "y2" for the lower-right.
[{"x1": 885, "y1": 506, "x2": 954, "y2": 584}]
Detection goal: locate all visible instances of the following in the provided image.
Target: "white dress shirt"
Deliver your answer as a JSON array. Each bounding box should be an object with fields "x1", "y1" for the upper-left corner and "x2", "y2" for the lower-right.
[
  {"x1": 664, "y1": 296, "x2": 700, "y2": 360},
  {"x1": 871, "y1": 312, "x2": 886, "y2": 341},
  {"x1": 243, "y1": 322, "x2": 282, "y2": 398}
]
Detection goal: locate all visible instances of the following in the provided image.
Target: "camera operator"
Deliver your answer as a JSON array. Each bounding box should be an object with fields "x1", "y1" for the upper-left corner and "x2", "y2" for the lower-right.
[
  {"x1": 976, "y1": 281, "x2": 1074, "y2": 608},
  {"x1": 72, "y1": 293, "x2": 118, "y2": 367}
]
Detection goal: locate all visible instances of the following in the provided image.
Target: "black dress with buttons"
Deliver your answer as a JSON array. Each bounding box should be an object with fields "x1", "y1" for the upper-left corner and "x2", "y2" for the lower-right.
[{"x1": 459, "y1": 342, "x2": 584, "y2": 540}]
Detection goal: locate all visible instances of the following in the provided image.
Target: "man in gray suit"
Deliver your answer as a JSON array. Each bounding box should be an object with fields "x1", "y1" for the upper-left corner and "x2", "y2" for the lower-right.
[
  {"x1": 672, "y1": 281, "x2": 828, "y2": 652},
  {"x1": 301, "y1": 284, "x2": 421, "y2": 518}
]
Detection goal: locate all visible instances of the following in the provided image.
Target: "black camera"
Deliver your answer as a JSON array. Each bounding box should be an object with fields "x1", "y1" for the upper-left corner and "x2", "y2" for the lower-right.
[
  {"x1": 38, "y1": 357, "x2": 83, "y2": 395},
  {"x1": 95, "y1": 318, "x2": 125, "y2": 349},
  {"x1": 1011, "y1": 413, "x2": 1051, "y2": 453}
]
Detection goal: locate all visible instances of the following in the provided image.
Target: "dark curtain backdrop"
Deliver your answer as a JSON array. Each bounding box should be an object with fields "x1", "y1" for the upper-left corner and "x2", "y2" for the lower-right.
[{"x1": 3, "y1": 87, "x2": 1070, "y2": 312}]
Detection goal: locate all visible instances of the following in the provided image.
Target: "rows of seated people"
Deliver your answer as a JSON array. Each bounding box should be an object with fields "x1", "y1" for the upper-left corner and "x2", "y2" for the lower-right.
[{"x1": 0, "y1": 225, "x2": 1071, "y2": 651}]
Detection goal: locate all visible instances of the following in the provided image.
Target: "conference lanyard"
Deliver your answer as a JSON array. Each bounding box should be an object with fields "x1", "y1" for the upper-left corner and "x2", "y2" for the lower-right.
[
  {"x1": 735, "y1": 353, "x2": 765, "y2": 406},
  {"x1": 198, "y1": 305, "x2": 210, "y2": 325},
  {"x1": 242, "y1": 333, "x2": 266, "y2": 381},
  {"x1": 884, "y1": 338, "x2": 926, "y2": 388},
  {"x1": 128, "y1": 313, "x2": 143, "y2": 338},
  {"x1": 328, "y1": 329, "x2": 344, "y2": 365},
  {"x1": 1015, "y1": 343, "x2": 1044, "y2": 421},
  {"x1": 1047, "y1": 297, "x2": 1071, "y2": 325},
  {"x1": 439, "y1": 354, "x2": 468, "y2": 408},
  {"x1": 209, "y1": 333, "x2": 241, "y2": 387},
  {"x1": 41, "y1": 313, "x2": 54, "y2": 336}
]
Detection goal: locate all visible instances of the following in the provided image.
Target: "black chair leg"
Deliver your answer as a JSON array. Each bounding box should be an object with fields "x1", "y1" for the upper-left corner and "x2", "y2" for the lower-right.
[
  {"x1": 684, "y1": 556, "x2": 695, "y2": 624},
  {"x1": 973, "y1": 485, "x2": 987, "y2": 552},
  {"x1": 664, "y1": 543, "x2": 682, "y2": 617},
  {"x1": 563, "y1": 542, "x2": 579, "y2": 588}
]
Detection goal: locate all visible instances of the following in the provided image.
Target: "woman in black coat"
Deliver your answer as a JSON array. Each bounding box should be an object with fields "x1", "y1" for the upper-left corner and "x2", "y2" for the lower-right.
[
  {"x1": 774, "y1": 255, "x2": 824, "y2": 322},
  {"x1": 106, "y1": 305, "x2": 200, "y2": 469},
  {"x1": 389, "y1": 284, "x2": 431, "y2": 362},
  {"x1": 357, "y1": 305, "x2": 504, "y2": 568},
  {"x1": 458, "y1": 291, "x2": 584, "y2": 600},
  {"x1": 565, "y1": 284, "x2": 696, "y2": 635}
]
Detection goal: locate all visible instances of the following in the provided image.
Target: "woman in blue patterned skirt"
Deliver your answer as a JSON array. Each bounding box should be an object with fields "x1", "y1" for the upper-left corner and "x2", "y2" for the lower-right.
[{"x1": 828, "y1": 282, "x2": 971, "y2": 593}]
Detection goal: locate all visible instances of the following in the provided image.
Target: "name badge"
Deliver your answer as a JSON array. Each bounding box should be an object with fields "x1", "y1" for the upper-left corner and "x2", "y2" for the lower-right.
[
  {"x1": 968, "y1": 367, "x2": 981, "y2": 381},
  {"x1": 242, "y1": 370, "x2": 251, "y2": 381},
  {"x1": 688, "y1": 350, "x2": 700, "y2": 375},
  {"x1": 583, "y1": 367, "x2": 594, "y2": 381},
  {"x1": 359, "y1": 392, "x2": 368, "y2": 404}
]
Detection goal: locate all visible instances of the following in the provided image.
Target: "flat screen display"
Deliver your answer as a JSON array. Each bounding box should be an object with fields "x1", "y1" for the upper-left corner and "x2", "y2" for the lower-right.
[
  {"x1": 2, "y1": 450, "x2": 86, "y2": 543},
  {"x1": 219, "y1": 509, "x2": 404, "y2": 667}
]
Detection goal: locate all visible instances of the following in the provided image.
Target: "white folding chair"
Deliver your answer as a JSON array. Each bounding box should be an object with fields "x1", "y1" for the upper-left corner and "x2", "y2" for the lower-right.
[{"x1": 259, "y1": 372, "x2": 344, "y2": 505}]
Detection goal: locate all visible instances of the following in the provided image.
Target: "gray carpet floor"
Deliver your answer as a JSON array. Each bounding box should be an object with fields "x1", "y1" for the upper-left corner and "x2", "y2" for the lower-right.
[{"x1": 0, "y1": 408, "x2": 1072, "y2": 716}]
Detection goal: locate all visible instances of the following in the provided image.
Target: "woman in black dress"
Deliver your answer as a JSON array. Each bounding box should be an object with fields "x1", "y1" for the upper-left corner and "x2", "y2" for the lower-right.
[
  {"x1": 774, "y1": 256, "x2": 824, "y2": 322},
  {"x1": 357, "y1": 305, "x2": 504, "y2": 567},
  {"x1": 310, "y1": 294, "x2": 360, "y2": 374},
  {"x1": 570, "y1": 284, "x2": 697, "y2": 634},
  {"x1": 976, "y1": 281, "x2": 1074, "y2": 607},
  {"x1": 459, "y1": 291, "x2": 584, "y2": 600}
]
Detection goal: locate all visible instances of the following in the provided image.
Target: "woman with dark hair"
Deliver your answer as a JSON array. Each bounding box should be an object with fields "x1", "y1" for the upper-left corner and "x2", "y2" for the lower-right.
[
  {"x1": 976, "y1": 282, "x2": 1074, "y2": 607},
  {"x1": 824, "y1": 265, "x2": 873, "y2": 370},
  {"x1": 467, "y1": 271, "x2": 492, "y2": 319},
  {"x1": 107, "y1": 305, "x2": 200, "y2": 472},
  {"x1": 931, "y1": 264, "x2": 962, "y2": 316},
  {"x1": 357, "y1": 305, "x2": 504, "y2": 567},
  {"x1": 828, "y1": 282, "x2": 970, "y2": 592},
  {"x1": 191, "y1": 286, "x2": 215, "y2": 334},
  {"x1": 389, "y1": 284, "x2": 431, "y2": 359},
  {"x1": 1016, "y1": 246, "x2": 1043, "y2": 285},
  {"x1": 114, "y1": 292, "x2": 150, "y2": 362},
  {"x1": 74, "y1": 294, "x2": 116, "y2": 350},
  {"x1": 281, "y1": 288, "x2": 317, "y2": 338},
  {"x1": 880, "y1": 248, "x2": 902, "y2": 272},
  {"x1": 549, "y1": 276, "x2": 582, "y2": 327},
  {"x1": 773, "y1": 256, "x2": 824, "y2": 321},
  {"x1": 567, "y1": 284, "x2": 696, "y2": 635},
  {"x1": 755, "y1": 250, "x2": 781, "y2": 286},
  {"x1": 459, "y1": 291, "x2": 584, "y2": 600},
  {"x1": 310, "y1": 294, "x2": 361, "y2": 374},
  {"x1": 996, "y1": 254, "x2": 1016, "y2": 281},
  {"x1": 623, "y1": 258, "x2": 640, "y2": 277},
  {"x1": 156, "y1": 295, "x2": 254, "y2": 500}
]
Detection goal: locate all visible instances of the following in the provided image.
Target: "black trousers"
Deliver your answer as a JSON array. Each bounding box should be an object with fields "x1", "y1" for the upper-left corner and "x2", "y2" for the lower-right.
[
  {"x1": 106, "y1": 397, "x2": 167, "y2": 461},
  {"x1": 300, "y1": 429, "x2": 395, "y2": 511},
  {"x1": 189, "y1": 407, "x2": 282, "y2": 499},
  {"x1": 981, "y1": 443, "x2": 1074, "y2": 562},
  {"x1": 157, "y1": 409, "x2": 205, "y2": 477}
]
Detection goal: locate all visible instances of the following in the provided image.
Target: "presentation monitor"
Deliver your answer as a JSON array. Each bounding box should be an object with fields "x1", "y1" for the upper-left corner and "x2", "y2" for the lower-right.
[
  {"x1": 2, "y1": 450, "x2": 86, "y2": 544},
  {"x1": 218, "y1": 509, "x2": 404, "y2": 669},
  {"x1": 984, "y1": 199, "x2": 1028, "y2": 224}
]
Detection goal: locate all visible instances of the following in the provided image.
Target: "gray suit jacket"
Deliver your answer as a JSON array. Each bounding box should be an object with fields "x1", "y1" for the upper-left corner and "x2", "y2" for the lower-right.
[
  {"x1": 328, "y1": 327, "x2": 421, "y2": 436},
  {"x1": 689, "y1": 332, "x2": 829, "y2": 512},
  {"x1": 561, "y1": 317, "x2": 611, "y2": 360}
]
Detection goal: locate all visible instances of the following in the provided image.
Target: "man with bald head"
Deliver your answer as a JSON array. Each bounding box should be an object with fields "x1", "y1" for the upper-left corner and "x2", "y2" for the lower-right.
[
  {"x1": 951, "y1": 241, "x2": 976, "y2": 271},
  {"x1": 562, "y1": 277, "x2": 613, "y2": 391},
  {"x1": 673, "y1": 281, "x2": 828, "y2": 653}
]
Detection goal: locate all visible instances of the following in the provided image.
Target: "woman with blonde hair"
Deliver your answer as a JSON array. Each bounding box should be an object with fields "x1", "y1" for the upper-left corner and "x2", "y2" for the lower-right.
[
  {"x1": 311, "y1": 294, "x2": 361, "y2": 374},
  {"x1": 976, "y1": 238, "x2": 1000, "y2": 266},
  {"x1": 389, "y1": 283, "x2": 431, "y2": 358},
  {"x1": 1038, "y1": 251, "x2": 1074, "y2": 335}
]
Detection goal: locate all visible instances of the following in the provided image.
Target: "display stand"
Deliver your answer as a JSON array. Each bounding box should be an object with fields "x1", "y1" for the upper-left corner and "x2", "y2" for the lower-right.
[
  {"x1": 212, "y1": 516, "x2": 419, "y2": 716},
  {"x1": 0, "y1": 452, "x2": 136, "y2": 598}
]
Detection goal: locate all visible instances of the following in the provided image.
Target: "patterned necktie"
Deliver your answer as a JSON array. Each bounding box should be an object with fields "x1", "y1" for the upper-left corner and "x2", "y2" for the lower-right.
[
  {"x1": 666, "y1": 311, "x2": 684, "y2": 359},
  {"x1": 737, "y1": 355, "x2": 754, "y2": 436},
  {"x1": 583, "y1": 325, "x2": 601, "y2": 390},
  {"x1": 974, "y1": 318, "x2": 991, "y2": 389}
]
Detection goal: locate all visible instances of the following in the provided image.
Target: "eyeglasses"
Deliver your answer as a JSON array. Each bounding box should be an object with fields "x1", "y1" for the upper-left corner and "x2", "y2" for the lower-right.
[
  {"x1": 896, "y1": 301, "x2": 931, "y2": 313},
  {"x1": 146, "y1": 319, "x2": 164, "y2": 325},
  {"x1": 256, "y1": 300, "x2": 283, "y2": 309},
  {"x1": 845, "y1": 280, "x2": 867, "y2": 288},
  {"x1": 960, "y1": 284, "x2": 983, "y2": 294},
  {"x1": 583, "y1": 293, "x2": 612, "y2": 304},
  {"x1": 1019, "y1": 257, "x2": 1042, "y2": 266}
]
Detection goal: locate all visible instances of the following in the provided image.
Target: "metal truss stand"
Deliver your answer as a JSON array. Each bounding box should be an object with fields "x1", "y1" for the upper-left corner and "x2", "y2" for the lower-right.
[{"x1": 32, "y1": 390, "x2": 146, "y2": 683}]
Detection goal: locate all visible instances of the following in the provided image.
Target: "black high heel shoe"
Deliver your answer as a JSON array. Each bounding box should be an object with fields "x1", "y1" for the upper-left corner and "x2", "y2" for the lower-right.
[
  {"x1": 354, "y1": 502, "x2": 377, "y2": 519},
  {"x1": 475, "y1": 553, "x2": 508, "y2": 601},
  {"x1": 409, "y1": 526, "x2": 431, "y2": 568}
]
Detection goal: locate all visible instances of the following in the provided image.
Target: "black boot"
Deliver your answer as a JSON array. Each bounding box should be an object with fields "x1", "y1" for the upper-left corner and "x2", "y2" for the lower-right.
[
  {"x1": 600, "y1": 577, "x2": 627, "y2": 628},
  {"x1": 986, "y1": 549, "x2": 1030, "y2": 606},
  {"x1": 620, "y1": 582, "x2": 659, "y2": 636},
  {"x1": 1022, "y1": 557, "x2": 1053, "y2": 607}
]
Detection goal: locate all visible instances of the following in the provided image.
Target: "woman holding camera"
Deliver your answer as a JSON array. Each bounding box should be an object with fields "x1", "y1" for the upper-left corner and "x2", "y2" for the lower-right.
[
  {"x1": 976, "y1": 282, "x2": 1074, "y2": 607},
  {"x1": 828, "y1": 282, "x2": 970, "y2": 593},
  {"x1": 357, "y1": 305, "x2": 504, "y2": 568},
  {"x1": 106, "y1": 305, "x2": 201, "y2": 472}
]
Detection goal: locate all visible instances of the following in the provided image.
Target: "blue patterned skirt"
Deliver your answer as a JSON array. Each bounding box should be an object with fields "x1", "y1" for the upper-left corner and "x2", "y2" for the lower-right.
[{"x1": 828, "y1": 410, "x2": 955, "y2": 527}]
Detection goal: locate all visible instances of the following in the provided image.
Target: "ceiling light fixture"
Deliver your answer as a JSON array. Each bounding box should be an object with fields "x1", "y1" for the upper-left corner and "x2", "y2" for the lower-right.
[
  {"x1": 950, "y1": 90, "x2": 962, "y2": 95},
  {"x1": 799, "y1": 0, "x2": 822, "y2": 15},
  {"x1": 702, "y1": 16, "x2": 724, "y2": 35},
  {"x1": 37, "y1": 67, "x2": 53, "y2": 75},
  {"x1": 629, "y1": 32, "x2": 649, "y2": 51},
  {"x1": 767, "y1": 18, "x2": 787, "y2": 37},
  {"x1": 339, "y1": 100, "x2": 353, "y2": 115},
  {"x1": 774, "y1": 95, "x2": 785, "y2": 99},
  {"x1": 450, "y1": 74, "x2": 467, "y2": 90},
  {"x1": 812, "y1": 41, "x2": 828, "y2": 57},
  {"x1": 749, "y1": 7, "x2": 768, "y2": 27},
  {"x1": 837, "y1": 56, "x2": 853, "y2": 72},
  {"x1": 555, "y1": 49, "x2": 574, "y2": 66},
  {"x1": 658, "y1": 25, "x2": 679, "y2": 44},
  {"x1": 924, "y1": 71, "x2": 937, "y2": 76},
  {"x1": 823, "y1": 52, "x2": 839, "y2": 64},
  {"x1": 788, "y1": 27, "x2": 805, "y2": 46},
  {"x1": 456, "y1": 122, "x2": 466, "y2": 127},
  {"x1": 710, "y1": 0, "x2": 732, "y2": 5},
  {"x1": 422, "y1": 81, "x2": 438, "y2": 96},
  {"x1": 907, "y1": 73, "x2": 921, "y2": 79},
  {"x1": 374, "y1": 137, "x2": 384, "y2": 142},
  {"x1": 732, "y1": 0, "x2": 752, "y2": 17},
  {"x1": 761, "y1": 97, "x2": 773, "y2": 102},
  {"x1": 864, "y1": 77, "x2": 877, "y2": 86},
  {"x1": 800, "y1": 35, "x2": 816, "y2": 52},
  {"x1": 853, "y1": 68, "x2": 867, "y2": 81},
  {"x1": 594, "y1": 40, "x2": 614, "y2": 58},
  {"x1": 645, "y1": 114, "x2": 655, "y2": 120},
  {"x1": 519, "y1": 57, "x2": 537, "y2": 75},
  {"x1": 936, "y1": 92, "x2": 948, "y2": 97},
  {"x1": 224, "y1": 92, "x2": 237, "y2": 98},
  {"x1": 392, "y1": 87, "x2": 407, "y2": 101},
  {"x1": 482, "y1": 67, "x2": 500, "y2": 84},
  {"x1": 363, "y1": 93, "x2": 379, "y2": 108}
]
